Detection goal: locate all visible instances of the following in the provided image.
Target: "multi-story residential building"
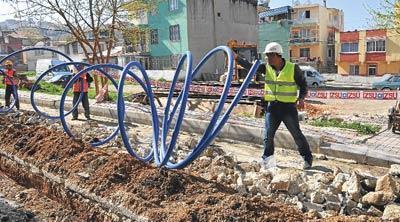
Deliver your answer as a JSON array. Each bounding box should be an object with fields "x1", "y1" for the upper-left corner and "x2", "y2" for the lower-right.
[
  {"x1": 148, "y1": 0, "x2": 258, "y2": 79},
  {"x1": 258, "y1": 6, "x2": 292, "y2": 60},
  {"x1": 335, "y1": 29, "x2": 400, "y2": 76},
  {"x1": 289, "y1": 2, "x2": 344, "y2": 72}
]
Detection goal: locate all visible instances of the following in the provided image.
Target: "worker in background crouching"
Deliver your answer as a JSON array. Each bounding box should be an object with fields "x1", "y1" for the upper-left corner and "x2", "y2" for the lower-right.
[
  {"x1": 72, "y1": 65, "x2": 90, "y2": 120},
  {"x1": 3, "y1": 60, "x2": 20, "y2": 110},
  {"x1": 237, "y1": 42, "x2": 313, "y2": 170}
]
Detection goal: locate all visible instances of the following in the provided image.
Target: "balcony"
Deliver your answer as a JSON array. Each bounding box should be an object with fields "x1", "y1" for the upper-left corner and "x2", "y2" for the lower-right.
[
  {"x1": 292, "y1": 18, "x2": 319, "y2": 27},
  {"x1": 289, "y1": 36, "x2": 319, "y2": 45},
  {"x1": 290, "y1": 57, "x2": 319, "y2": 65},
  {"x1": 327, "y1": 36, "x2": 335, "y2": 45}
]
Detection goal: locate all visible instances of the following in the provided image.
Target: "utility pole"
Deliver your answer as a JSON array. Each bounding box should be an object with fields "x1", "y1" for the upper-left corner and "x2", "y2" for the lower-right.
[{"x1": 323, "y1": 0, "x2": 327, "y2": 7}]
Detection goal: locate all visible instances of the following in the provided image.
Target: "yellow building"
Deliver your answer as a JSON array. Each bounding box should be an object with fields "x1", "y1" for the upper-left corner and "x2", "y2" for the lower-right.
[
  {"x1": 335, "y1": 29, "x2": 400, "y2": 76},
  {"x1": 289, "y1": 3, "x2": 344, "y2": 72}
]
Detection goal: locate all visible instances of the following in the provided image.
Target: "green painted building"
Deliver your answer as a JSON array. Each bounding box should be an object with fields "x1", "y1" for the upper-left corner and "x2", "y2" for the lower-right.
[
  {"x1": 258, "y1": 6, "x2": 292, "y2": 60},
  {"x1": 148, "y1": 0, "x2": 188, "y2": 70},
  {"x1": 148, "y1": 0, "x2": 258, "y2": 78}
]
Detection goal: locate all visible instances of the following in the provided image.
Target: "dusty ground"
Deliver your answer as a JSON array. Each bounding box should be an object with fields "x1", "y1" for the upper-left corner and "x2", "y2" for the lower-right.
[
  {"x1": 0, "y1": 113, "x2": 309, "y2": 221},
  {"x1": 0, "y1": 112, "x2": 384, "y2": 221}
]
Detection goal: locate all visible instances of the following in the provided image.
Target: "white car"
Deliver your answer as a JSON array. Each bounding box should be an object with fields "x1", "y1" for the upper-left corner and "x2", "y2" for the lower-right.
[
  {"x1": 300, "y1": 65, "x2": 326, "y2": 87},
  {"x1": 35, "y1": 59, "x2": 72, "y2": 83}
]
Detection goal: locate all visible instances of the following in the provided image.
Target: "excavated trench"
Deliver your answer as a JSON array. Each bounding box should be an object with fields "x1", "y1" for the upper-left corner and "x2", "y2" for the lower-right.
[{"x1": 0, "y1": 112, "x2": 310, "y2": 221}]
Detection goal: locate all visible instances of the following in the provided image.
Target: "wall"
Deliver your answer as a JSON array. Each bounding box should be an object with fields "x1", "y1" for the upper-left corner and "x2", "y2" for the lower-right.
[
  {"x1": 149, "y1": 0, "x2": 189, "y2": 57},
  {"x1": 258, "y1": 20, "x2": 291, "y2": 60},
  {"x1": 187, "y1": 0, "x2": 258, "y2": 78},
  {"x1": 386, "y1": 30, "x2": 400, "y2": 62}
]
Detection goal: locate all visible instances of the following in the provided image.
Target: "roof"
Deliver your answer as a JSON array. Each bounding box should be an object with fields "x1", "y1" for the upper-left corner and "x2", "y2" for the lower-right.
[{"x1": 259, "y1": 6, "x2": 291, "y2": 18}]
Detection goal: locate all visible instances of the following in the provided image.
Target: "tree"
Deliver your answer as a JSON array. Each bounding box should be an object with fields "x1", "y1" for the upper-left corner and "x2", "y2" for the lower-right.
[
  {"x1": 370, "y1": 0, "x2": 400, "y2": 31},
  {"x1": 7, "y1": 0, "x2": 160, "y2": 96}
]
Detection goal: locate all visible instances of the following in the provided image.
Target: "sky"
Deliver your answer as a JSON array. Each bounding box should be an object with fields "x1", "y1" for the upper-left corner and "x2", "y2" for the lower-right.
[
  {"x1": 268, "y1": 0, "x2": 382, "y2": 31},
  {"x1": 0, "y1": 2, "x2": 18, "y2": 21},
  {"x1": 0, "y1": 0, "x2": 385, "y2": 31}
]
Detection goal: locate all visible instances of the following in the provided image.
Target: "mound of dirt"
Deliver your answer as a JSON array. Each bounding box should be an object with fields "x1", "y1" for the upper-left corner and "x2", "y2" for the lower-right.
[{"x1": 0, "y1": 114, "x2": 309, "y2": 221}]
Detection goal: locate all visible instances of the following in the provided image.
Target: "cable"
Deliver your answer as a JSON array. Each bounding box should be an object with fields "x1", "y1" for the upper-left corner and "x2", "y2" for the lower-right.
[{"x1": 0, "y1": 47, "x2": 260, "y2": 169}]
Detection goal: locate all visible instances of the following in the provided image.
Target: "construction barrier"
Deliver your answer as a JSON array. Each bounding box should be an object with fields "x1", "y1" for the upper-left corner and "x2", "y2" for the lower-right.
[{"x1": 152, "y1": 81, "x2": 399, "y2": 100}]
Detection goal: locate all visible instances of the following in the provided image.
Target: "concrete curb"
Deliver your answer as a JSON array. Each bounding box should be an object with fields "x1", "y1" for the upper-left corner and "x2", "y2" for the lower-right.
[
  {"x1": 13, "y1": 94, "x2": 322, "y2": 151},
  {"x1": 4, "y1": 93, "x2": 399, "y2": 167},
  {"x1": 319, "y1": 144, "x2": 400, "y2": 167}
]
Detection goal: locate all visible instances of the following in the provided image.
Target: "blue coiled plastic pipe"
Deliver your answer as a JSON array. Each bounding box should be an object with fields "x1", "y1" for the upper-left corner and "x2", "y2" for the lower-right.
[{"x1": 0, "y1": 46, "x2": 260, "y2": 169}]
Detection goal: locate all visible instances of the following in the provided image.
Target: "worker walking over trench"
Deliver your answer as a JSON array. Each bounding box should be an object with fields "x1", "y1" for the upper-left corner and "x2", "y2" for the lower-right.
[{"x1": 237, "y1": 42, "x2": 313, "y2": 170}]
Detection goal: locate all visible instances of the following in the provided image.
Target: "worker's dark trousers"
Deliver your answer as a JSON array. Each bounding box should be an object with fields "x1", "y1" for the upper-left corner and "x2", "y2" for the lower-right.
[
  {"x1": 262, "y1": 101, "x2": 312, "y2": 161},
  {"x1": 72, "y1": 92, "x2": 90, "y2": 119},
  {"x1": 5, "y1": 84, "x2": 20, "y2": 110}
]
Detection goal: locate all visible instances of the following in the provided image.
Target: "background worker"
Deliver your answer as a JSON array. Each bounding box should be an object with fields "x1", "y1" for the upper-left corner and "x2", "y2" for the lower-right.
[
  {"x1": 237, "y1": 42, "x2": 313, "y2": 170},
  {"x1": 3, "y1": 60, "x2": 20, "y2": 110},
  {"x1": 72, "y1": 65, "x2": 90, "y2": 120}
]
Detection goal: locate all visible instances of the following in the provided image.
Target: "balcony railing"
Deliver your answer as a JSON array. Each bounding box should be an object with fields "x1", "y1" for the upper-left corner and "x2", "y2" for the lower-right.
[
  {"x1": 291, "y1": 57, "x2": 319, "y2": 65},
  {"x1": 292, "y1": 18, "x2": 319, "y2": 26},
  {"x1": 289, "y1": 37, "x2": 319, "y2": 44},
  {"x1": 327, "y1": 37, "x2": 335, "y2": 45}
]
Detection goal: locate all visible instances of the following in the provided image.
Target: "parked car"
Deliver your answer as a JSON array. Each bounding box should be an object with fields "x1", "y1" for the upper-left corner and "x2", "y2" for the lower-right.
[
  {"x1": 299, "y1": 65, "x2": 326, "y2": 87},
  {"x1": 35, "y1": 59, "x2": 72, "y2": 84},
  {"x1": 372, "y1": 74, "x2": 400, "y2": 90}
]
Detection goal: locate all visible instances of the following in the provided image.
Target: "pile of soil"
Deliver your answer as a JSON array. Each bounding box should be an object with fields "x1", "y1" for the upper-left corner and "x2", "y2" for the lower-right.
[
  {"x1": 0, "y1": 114, "x2": 308, "y2": 221},
  {"x1": 304, "y1": 103, "x2": 326, "y2": 118}
]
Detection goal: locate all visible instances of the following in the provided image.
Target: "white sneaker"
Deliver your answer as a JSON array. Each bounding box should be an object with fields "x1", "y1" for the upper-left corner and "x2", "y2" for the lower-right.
[{"x1": 260, "y1": 155, "x2": 277, "y2": 169}]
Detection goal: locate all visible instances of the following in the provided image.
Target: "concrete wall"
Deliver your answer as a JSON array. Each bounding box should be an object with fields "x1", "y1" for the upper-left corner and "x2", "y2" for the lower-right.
[
  {"x1": 258, "y1": 20, "x2": 291, "y2": 60},
  {"x1": 187, "y1": 0, "x2": 258, "y2": 79}
]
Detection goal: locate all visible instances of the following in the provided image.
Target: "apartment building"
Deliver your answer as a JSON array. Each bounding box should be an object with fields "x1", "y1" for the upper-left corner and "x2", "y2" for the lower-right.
[
  {"x1": 289, "y1": 2, "x2": 343, "y2": 72},
  {"x1": 336, "y1": 29, "x2": 400, "y2": 76}
]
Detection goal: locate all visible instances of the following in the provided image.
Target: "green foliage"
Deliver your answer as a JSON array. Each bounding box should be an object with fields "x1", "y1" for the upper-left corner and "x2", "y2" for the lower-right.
[
  {"x1": 309, "y1": 118, "x2": 381, "y2": 135},
  {"x1": 37, "y1": 82, "x2": 65, "y2": 95},
  {"x1": 19, "y1": 71, "x2": 36, "y2": 77},
  {"x1": 158, "y1": 77, "x2": 167, "y2": 82},
  {"x1": 369, "y1": 0, "x2": 400, "y2": 30}
]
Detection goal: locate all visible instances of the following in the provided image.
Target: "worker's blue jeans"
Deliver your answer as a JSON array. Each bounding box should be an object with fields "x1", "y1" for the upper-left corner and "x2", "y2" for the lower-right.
[{"x1": 262, "y1": 101, "x2": 312, "y2": 161}]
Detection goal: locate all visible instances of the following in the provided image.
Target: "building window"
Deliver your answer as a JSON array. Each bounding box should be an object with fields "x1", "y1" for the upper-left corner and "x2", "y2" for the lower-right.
[
  {"x1": 64, "y1": 45, "x2": 70, "y2": 55},
  {"x1": 169, "y1": 0, "x2": 178, "y2": 11},
  {"x1": 366, "y1": 39, "x2": 386, "y2": 52},
  {"x1": 300, "y1": 48, "x2": 310, "y2": 58},
  {"x1": 328, "y1": 49, "x2": 333, "y2": 58},
  {"x1": 150, "y1": 29, "x2": 158, "y2": 44},
  {"x1": 368, "y1": 64, "x2": 377, "y2": 75},
  {"x1": 349, "y1": 65, "x2": 359, "y2": 75},
  {"x1": 72, "y1": 42, "x2": 79, "y2": 54},
  {"x1": 305, "y1": 10, "x2": 311, "y2": 19},
  {"x1": 341, "y1": 42, "x2": 358, "y2": 53},
  {"x1": 300, "y1": 29, "x2": 311, "y2": 38},
  {"x1": 169, "y1": 25, "x2": 180, "y2": 42}
]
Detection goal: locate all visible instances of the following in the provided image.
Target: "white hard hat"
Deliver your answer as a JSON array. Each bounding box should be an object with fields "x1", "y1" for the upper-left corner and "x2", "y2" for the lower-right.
[{"x1": 263, "y1": 42, "x2": 283, "y2": 55}]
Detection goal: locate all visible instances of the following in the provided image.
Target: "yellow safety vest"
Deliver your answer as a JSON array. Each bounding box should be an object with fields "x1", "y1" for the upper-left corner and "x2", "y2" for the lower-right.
[{"x1": 264, "y1": 62, "x2": 298, "y2": 103}]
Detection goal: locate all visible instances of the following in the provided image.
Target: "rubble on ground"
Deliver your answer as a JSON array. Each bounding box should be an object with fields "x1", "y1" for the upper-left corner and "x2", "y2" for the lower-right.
[{"x1": 1, "y1": 111, "x2": 398, "y2": 221}]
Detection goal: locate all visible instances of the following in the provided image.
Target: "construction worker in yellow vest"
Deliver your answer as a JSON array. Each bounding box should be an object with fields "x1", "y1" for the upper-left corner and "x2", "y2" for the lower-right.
[{"x1": 237, "y1": 42, "x2": 312, "y2": 170}]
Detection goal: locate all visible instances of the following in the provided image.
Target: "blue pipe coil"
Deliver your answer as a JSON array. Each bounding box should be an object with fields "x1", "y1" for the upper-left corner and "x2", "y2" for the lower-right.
[{"x1": 0, "y1": 46, "x2": 260, "y2": 169}]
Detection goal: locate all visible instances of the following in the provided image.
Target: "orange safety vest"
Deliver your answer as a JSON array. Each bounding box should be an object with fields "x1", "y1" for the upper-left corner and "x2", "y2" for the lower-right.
[
  {"x1": 4, "y1": 69, "x2": 17, "y2": 85},
  {"x1": 73, "y1": 74, "x2": 89, "y2": 92}
]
